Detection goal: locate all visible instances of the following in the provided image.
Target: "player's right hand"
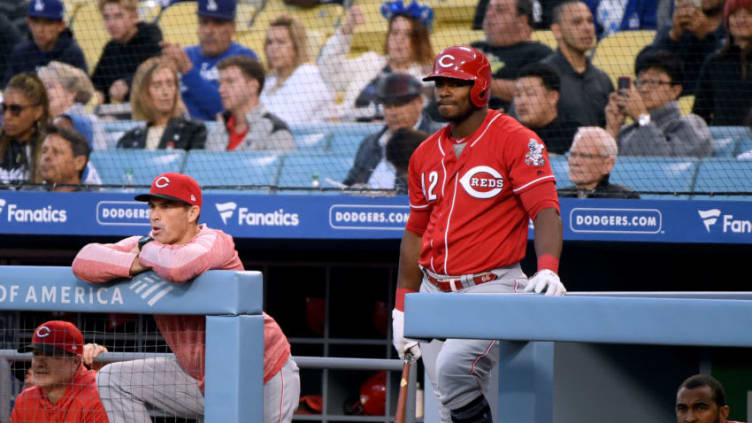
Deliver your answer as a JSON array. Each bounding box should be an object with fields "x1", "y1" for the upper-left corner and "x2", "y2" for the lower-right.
[{"x1": 392, "y1": 309, "x2": 421, "y2": 362}]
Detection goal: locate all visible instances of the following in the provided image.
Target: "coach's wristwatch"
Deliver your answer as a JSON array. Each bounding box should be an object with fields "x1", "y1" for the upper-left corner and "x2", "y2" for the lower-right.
[
  {"x1": 637, "y1": 113, "x2": 651, "y2": 127},
  {"x1": 138, "y1": 236, "x2": 154, "y2": 251}
]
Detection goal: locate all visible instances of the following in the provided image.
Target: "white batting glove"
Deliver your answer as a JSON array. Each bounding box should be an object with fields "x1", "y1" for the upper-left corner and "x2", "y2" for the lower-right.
[
  {"x1": 524, "y1": 269, "x2": 567, "y2": 296},
  {"x1": 392, "y1": 309, "x2": 421, "y2": 362}
]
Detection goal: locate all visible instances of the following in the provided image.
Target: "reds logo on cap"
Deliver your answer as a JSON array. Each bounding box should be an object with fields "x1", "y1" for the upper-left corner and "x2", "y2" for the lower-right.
[
  {"x1": 438, "y1": 54, "x2": 455, "y2": 68},
  {"x1": 36, "y1": 326, "x2": 51, "y2": 338},
  {"x1": 135, "y1": 172, "x2": 203, "y2": 209}
]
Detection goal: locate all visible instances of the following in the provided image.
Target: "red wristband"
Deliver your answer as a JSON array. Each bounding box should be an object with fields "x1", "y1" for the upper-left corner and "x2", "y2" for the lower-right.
[
  {"x1": 395, "y1": 287, "x2": 416, "y2": 311},
  {"x1": 537, "y1": 254, "x2": 559, "y2": 274}
]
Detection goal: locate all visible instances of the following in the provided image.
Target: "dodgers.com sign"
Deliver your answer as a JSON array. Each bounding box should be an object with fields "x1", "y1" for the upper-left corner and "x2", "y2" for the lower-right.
[{"x1": 569, "y1": 208, "x2": 662, "y2": 234}]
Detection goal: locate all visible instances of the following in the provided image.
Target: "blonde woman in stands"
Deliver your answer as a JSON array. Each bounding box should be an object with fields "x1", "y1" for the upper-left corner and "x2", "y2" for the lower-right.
[
  {"x1": 38, "y1": 61, "x2": 107, "y2": 150},
  {"x1": 0, "y1": 73, "x2": 50, "y2": 186},
  {"x1": 318, "y1": 0, "x2": 435, "y2": 121},
  {"x1": 260, "y1": 15, "x2": 334, "y2": 124},
  {"x1": 117, "y1": 57, "x2": 206, "y2": 150}
]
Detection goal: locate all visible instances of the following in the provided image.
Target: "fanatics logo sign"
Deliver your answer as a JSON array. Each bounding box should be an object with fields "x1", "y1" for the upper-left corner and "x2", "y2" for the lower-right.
[{"x1": 459, "y1": 165, "x2": 504, "y2": 199}]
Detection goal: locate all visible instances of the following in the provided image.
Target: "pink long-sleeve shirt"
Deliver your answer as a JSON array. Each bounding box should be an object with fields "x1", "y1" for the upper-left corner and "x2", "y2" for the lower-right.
[{"x1": 72, "y1": 224, "x2": 291, "y2": 390}]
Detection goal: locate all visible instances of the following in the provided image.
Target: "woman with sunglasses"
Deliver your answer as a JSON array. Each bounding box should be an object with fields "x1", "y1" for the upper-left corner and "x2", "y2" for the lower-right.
[
  {"x1": 318, "y1": 0, "x2": 435, "y2": 121},
  {"x1": 0, "y1": 72, "x2": 50, "y2": 186},
  {"x1": 117, "y1": 57, "x2": 206, "y2": 150}
]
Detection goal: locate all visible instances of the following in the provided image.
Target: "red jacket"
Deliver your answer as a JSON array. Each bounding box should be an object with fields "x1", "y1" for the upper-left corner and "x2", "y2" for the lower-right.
[{"x1": 11, "y1": 365, "x2": 108, "y2": 423}]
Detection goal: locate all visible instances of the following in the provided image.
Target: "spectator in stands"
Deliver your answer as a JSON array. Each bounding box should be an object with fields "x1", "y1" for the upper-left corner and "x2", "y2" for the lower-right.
[
  {"x1": 38, "y1": 61, "x2": 107, "y2": 150},
  {"x1": 606, "y1": 50, "x2": 712, "y2": 157},
  {"x1": 676, "y1": 374, "x2": 745, "y2": 423},
  {"x1": 692, "y1": 0, "x2": 752, "y2": 126},
  {"x1": 472, "y1": 0, "x2": 553, "y2": 112},
  {"x1": 343, "y1": 73, "x2": 442, "y2": 190},
  {"x1": 261, "y1": 15, "x2": 335, "y2": 124},
  {"x1": 161, "y1": 0, "x2": 258, "y2": 121},
  {"x1": 74, "y1": 172, "x2": 301, "y2": 423},
  {"x1": 11, "y1": 320, "x2": 108, "y2": 422},
  {"x1": 0, "y1": 13, "x2": 22, "y2": 83},
  {"x1": 584, "y1": 0, "x2": 658, "y2": 39},
  {"x1": 560, "y1": 126, "x2": 640, "y2": 198},
  {"x1": 36, "y1": 124, "x2": 93, "y2": 191},
  {"x1": 318, "y1": 1, "x2": 435, "y2": 121},
  {"x1": 92, "y1": 0, "x2": 163, "y2": 104},
  {"x1": 542, "y1": 0, "x2": 614, "y2": 127},
  {"x1": 385, "y1": 128, "x2": 429, "y2": 194},
  {"x1": 206, "y1": 55, "x2": 294, "y2": 152},
  {"x1": 118, "y1": 57, "x2": 206, "y2": 150},
  {"x1": 646, "y1": 0, "x2": 726, "y2": 95},
  {"x1": 2, "y1": 0, "x2": 87, "y2": 88},
  {"x1": 0, "y1": 73, "x2": 50, "y2": 186},
  {"x1": 513, "y1": 62, "x2": 579, "y2": 154}
]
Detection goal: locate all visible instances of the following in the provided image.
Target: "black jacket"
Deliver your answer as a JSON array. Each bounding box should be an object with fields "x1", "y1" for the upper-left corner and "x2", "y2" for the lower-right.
[
  {"x1": 92, "y1": 22, "x2": 163, "y2": 103},
  {"x1": 117, "y1": 117, "x2": 207, "y2": 150},
  {"x1": 559, "y1": 174, "x2": 640, "y2": 199},
  {"x1": 343, "y1": 114, "x2": 442, "y2": 191},
  {"x1": 2, "y1": 28, "x2": 87, "y2": 87},
  {"x1": 692, "y1": 44, "x2": 752, "y2": 126}
]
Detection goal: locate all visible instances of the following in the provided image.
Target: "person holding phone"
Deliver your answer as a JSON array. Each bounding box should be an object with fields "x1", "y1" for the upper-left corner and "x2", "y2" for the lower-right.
[{"x1": 605, "y1": 50, "x2": 712, "y2": 157}]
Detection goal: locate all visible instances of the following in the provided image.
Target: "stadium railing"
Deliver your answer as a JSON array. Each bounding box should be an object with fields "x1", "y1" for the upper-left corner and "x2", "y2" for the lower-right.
[
  {"x1": 404, "y1": 291, "x2": 752, "y2": 423},
  {"x1": 0, "y1": 266, "x2": 265, "y2": 423}
]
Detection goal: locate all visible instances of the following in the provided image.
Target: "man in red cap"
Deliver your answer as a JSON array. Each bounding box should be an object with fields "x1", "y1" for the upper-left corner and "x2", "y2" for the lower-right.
[
  {"x1": 11, "y1": 320, "x2": 109, "y2": 423},
  {"x1": 72, "y1": 172, "x2": 300, "y2": 423}
]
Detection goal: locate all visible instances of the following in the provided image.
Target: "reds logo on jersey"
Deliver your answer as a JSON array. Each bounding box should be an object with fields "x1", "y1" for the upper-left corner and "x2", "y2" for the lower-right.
[
  {"x1": 525, "y1": 139, "x2": 545, "y2": 167},
  {"x1": 459, "y1": 165, "x2": 504, "y2": 199}
]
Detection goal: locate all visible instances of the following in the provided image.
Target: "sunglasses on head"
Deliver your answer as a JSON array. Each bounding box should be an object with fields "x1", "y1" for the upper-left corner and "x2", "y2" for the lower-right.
[{"x1": 1, "y1": 102, "x2": 38, "y2": 117}]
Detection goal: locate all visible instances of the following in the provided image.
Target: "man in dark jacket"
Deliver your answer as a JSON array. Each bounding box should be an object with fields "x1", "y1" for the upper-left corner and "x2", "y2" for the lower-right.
[
  {"x1": 2, "y1": 0, "x2": 87, "y2": 87},
  {"x1": 91, "y1": 0, "x2": 163, "y2": 104},
  {"x1": 343, "y1": 73, "x2": 442, "y2": 191},
  {"x1": 560, "y1": 126, "x2": 640, "y2": 199},
  {"x1": 513, "y1": 62, "x2": 579, "y2": 154}
]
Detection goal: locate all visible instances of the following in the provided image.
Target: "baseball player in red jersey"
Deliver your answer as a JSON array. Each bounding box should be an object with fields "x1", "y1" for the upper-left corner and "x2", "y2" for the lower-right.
[
  {"x1": 11, "y1": 320, "x2": 109, "y2": 423},
  {"x1": 391, "y1": 46, "x2": 566, "y2": 422},
  {"x1": 72, "y1": 172, "x2": 300, "y2": 423}
]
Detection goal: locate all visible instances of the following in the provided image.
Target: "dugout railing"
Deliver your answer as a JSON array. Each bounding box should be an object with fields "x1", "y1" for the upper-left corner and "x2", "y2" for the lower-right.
[
  {"x1": 0, "y1": 266, "x2": 265, "y2": 423},
  {"x1": 405, "y1": 291, "x2": 752, "y2": 423},
  {"x1": 0, "y1": 266, "x2": 419, "y2": 423}
]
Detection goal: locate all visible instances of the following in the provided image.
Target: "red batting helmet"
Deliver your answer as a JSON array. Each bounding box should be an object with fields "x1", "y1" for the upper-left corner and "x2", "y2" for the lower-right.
[
  {"x1": 423, "y1": 46, "x2": 492, "y2": 107},
  {"x1": 344, "y1": 372, "x2": 387, "y2": 416}
]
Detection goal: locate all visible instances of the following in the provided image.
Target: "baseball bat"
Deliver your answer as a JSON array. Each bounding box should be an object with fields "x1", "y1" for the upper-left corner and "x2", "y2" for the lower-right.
[{"x1": 395, "y1": 359, "x2": 411, "y2": 423}]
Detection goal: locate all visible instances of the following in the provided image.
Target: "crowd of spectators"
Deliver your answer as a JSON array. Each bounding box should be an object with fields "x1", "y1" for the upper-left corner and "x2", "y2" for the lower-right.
[{"x1": 0, "y1": 0, "x2": 750, "y2": 194}]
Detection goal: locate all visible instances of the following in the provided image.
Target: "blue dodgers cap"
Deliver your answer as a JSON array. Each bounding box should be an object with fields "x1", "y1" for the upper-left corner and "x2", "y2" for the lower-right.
[
  {"x1": 198, "y1": 0, "x2": 236, "y2": 20},
  {"x1": 28, "y1": 0, "x2": 65, "y2": 20}
]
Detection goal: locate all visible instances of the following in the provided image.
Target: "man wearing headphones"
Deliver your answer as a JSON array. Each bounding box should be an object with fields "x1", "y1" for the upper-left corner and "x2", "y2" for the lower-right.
[{"x1": 391, "y1": 46, "x2": 566, "y2": 423}]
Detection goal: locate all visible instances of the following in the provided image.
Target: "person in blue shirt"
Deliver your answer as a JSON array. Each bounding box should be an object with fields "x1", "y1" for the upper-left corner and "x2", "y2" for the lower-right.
[{"x1": 160, "y1": 0, "x2": 257, "y2": 121}]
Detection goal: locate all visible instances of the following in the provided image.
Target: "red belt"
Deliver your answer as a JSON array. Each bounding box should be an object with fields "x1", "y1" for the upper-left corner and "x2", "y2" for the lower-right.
[{"x1": 424, "y1": 271, "x2": 498, "y2": 292}]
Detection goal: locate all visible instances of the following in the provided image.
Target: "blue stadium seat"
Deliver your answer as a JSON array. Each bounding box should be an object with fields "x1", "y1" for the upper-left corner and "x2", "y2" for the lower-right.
[
  {"x1": 549, "y1": 155, "x2": 571, "y2": 189},
  {"x1": 692, "y1": 158, "x2": 752, "y2": 201},
  {"x1": 609, "y1": 157, "x2": 700, "y2": 200},
  {"x1": 182, "y1": 151, "x2": 282, "y2": 189},
  {"x1": 277, "y1": 152, "x2": 354, "y2": 191},
  {"x1": 708, "y1": 126, "x2": 752, "y2": 157},
  {"x1": 289, "y1": 124, "x2": 332, "y2": 152},
  {"x1": 326, "y1": 123, "x2": 383, "y2": 156},
  {"x1": 89, "y1": 150, "x2": 186, "y2": 186}
]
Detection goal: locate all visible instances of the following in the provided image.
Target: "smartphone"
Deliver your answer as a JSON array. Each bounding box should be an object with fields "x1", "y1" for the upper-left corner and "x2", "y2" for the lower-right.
[{"x1": 617, "y1": 76, "x2": 631, "y2": 91}]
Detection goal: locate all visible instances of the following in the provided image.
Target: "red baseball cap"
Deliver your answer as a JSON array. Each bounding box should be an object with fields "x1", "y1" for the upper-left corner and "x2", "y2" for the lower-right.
[
  {"x1": 18, "y1": 320, "x2": 84, "y2": 356},
  {"x1": 135, "y1": 172, "x2": 202, "y2": 209}
]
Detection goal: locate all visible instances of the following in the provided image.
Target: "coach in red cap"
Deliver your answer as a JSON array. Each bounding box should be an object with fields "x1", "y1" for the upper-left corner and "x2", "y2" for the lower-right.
[
  {"x1": 73, "y1": 172, "x2": 300, "y2": 423},
  {"x1": 11, "y1": 320, "x2": 109, "y2": 423}
]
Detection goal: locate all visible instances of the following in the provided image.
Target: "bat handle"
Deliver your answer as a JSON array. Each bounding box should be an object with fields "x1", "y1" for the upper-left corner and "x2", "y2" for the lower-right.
[{"x1": 395, "y1": 359, "x2": 411, "y2": 423}]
